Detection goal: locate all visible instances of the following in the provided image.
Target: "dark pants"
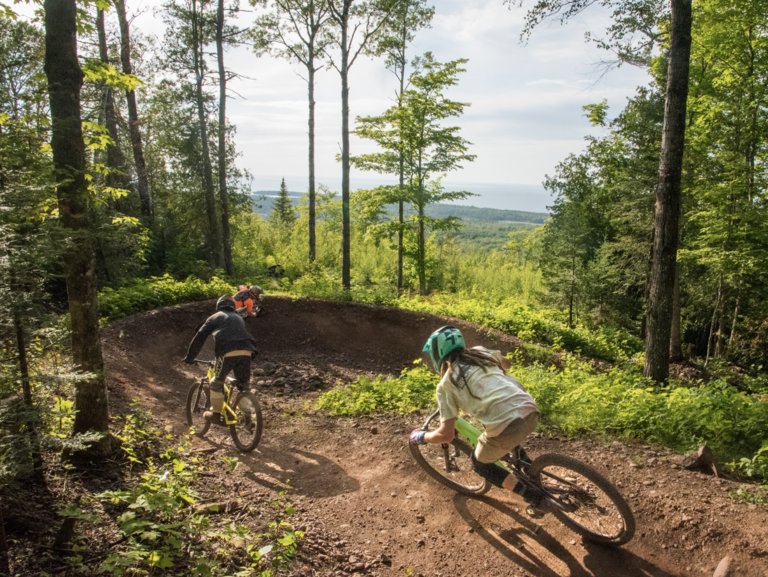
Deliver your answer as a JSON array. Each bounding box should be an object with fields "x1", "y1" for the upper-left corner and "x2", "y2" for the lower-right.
[{"x1": 213, "y1": 355, "x2": 251, "y2": 391}]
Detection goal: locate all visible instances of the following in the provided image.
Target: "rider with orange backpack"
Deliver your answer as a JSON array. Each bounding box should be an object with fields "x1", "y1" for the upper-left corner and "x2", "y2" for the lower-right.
[{"x1": 233, "y1": 284, "x2": 264, "y2": 318}]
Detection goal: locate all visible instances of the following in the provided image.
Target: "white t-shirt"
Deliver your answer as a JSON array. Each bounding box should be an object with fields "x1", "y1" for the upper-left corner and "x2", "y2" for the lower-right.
[{"x1": 436, "y1": 346, "x2": 538, "y2": 437}]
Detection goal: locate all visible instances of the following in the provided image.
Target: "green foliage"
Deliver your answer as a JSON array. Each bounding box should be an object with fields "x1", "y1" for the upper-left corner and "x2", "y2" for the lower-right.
[
  {"x1": 114, "y1": 401, "x2": 165, "y2": 468},
  {"x1": 98, "y1": 275, "x2": 235, "y2": 320},
  {"x1": 270, "y1": 178, "x2": 297, "y2": 227},
  {"x1": 57, "y1": 405, "x2": 306, "y2": 577},
  {"x1": 397, "y1": 293, "x2": 642, "y2": 361},
  {"x1": 0, "y1": 395, "x2": 38, "y2": 481},
  {"x1": 509, "y1": 358, "x2": 768, "y2": 476},
  {"x1": 98, "y1": 443, "x2": 202, "y2": 575},
  {"x1": 731, "y1": 444, "x2": 768, "y2": 481},
  {"x1": 316, "y1": 362, "x2": 435, "y2": 416}
]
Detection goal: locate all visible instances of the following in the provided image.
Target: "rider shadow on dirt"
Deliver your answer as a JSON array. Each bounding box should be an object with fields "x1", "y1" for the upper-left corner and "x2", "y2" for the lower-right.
[
  {"x1": 237, "y1": 444, "x2": 360, "y2": 498},
  {"x1": 452, "y1": 493, "x2": 674, "y2": 577}
]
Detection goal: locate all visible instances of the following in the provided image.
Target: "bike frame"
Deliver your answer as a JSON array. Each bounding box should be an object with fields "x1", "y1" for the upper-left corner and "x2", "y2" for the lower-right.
[
  {"x1": 426, "y1": 408, "x2": 549, "y2": 494},
  {"x1": 205, "y1": 365, "x2": 242, "y2": 427}
]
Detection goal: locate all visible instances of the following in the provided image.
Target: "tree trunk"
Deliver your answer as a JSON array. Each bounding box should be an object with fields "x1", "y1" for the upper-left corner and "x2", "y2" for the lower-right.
[
  {"x1": 340, "y1": 2, "x2": 351, "y2": 292},
  {"x1": 192, "y1": 0, "x2": 222, "y2": 268},
  {"x1": 13, "y1": 307, "x2": 43, "y2": 475},
  {"x1": 417, "y1": 202, "x2": 426, "y2": 294},
  {"x1": 308, "y1": 49, "x2": 317, "y2": 263},
  {"x1": 643, "y1": 0, "x2": 692, "y2": 383},
  {"x1": 569, "y1": 254, "x2": 576, "y2": 328},
  {"x1": 0, "y1": 504, "x2": 8, "y2": 577},
  {"x1": 727, "y1": 296, "x2": 740, "y2": 353},
  {"x1": 96, "y1": 9, "x2": 130, "y2": 198},
  {"x1": 114, "y1": 0, "x2": 152, "y2": 223},
  {"x1": 396, "y1": 56, "x2": 406, "y2": 293},
  {"x1": 216, "y1": 0, "x2": 233, "y2": 274},
  {"x1": 44, "y1": 0, "x2": 111, "y2": 449},
  {"x1": 670, "y1": 261, "x2": 683, "y2": 360}
]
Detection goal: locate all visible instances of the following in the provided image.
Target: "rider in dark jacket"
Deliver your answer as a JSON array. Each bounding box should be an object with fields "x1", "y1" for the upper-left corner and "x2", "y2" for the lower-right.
[{"x1": 184, "y1": 296, "x2": 257, "y2": 422}]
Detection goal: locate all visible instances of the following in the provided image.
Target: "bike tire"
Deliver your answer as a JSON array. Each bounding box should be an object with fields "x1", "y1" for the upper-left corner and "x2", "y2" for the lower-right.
[
  {"x1": 185, "y1": 380, "x2": 211, "y2": 437},
  {"x1": 409, "y1": 415, "x2": 490, "y2": 496},
  {"x1": 228, "y1": 392, "x2": 263, "y2": 452},
  {"x1": 528, "y1": 453, "x2": 636, "y2": 546}
]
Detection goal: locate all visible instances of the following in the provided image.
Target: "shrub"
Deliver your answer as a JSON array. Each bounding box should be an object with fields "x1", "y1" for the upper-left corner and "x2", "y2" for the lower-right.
[
  {"x1": 98, "y1": 275, "x2": 235, "y2": 320},
  {"x1": 316, "y1": 362, "x2": 435, "y2": 416}
]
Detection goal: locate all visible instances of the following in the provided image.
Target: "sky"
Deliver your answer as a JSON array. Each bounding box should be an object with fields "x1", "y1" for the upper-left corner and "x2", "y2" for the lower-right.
[{"x1": 17, "y1": 0, "x2": 652, "y2": 213}]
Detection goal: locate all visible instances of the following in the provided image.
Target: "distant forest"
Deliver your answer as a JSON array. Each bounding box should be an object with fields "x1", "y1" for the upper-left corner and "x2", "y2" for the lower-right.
[{"x1": 252, "y1": 190, "x2": 548, "y2": 225}]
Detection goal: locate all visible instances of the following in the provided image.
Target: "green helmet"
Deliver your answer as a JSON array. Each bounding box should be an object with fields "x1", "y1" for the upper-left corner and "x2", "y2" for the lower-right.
[{"x1": 422, "y1": 325, "x2": 465, "y2": 371}]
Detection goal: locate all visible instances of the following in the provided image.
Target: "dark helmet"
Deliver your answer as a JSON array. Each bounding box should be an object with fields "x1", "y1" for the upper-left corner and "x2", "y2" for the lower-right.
[
  {"x1": 216, "y1": 295, "x2": 236, "y2": 311},
  {"x1": 422, "y1": 325, "x2": 466, "y2": 371},
  {"x1": 249, "y1": 284, "x2": 263, "y2": 297}
]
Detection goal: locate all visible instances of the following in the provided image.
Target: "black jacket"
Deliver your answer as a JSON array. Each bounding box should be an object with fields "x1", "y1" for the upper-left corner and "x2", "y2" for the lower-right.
[{"x1": 185, "y1": 309, "x2": 257, "y2": 361}]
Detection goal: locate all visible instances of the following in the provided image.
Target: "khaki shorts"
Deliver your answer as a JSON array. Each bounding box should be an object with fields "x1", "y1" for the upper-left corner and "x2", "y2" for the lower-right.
[{"x1": 475, "y1": 411, "x2": 539, "y2": 463}]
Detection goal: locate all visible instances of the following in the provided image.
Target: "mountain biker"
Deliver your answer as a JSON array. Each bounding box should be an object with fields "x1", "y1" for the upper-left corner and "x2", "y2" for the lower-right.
[
  {"x1": 233, "y1": 284, "x2": 265, "y2": 318},
  {"x1": 410, "y1": 325, "x2": 543, "y2": 509},
  {"x1": 183, "y1": 296, "x2": 258, "y2": 424}
]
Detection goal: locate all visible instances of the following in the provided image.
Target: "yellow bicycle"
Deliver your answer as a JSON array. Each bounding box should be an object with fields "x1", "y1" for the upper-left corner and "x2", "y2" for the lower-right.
[{"x1": 185, "y1": 359, "x2": 263, "y2": 452}]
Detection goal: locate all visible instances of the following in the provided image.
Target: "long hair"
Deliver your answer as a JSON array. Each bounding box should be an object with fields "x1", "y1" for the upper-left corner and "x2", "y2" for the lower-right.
[{"x1": 441, "y1": 347, "x2": 505, "y2": 399}]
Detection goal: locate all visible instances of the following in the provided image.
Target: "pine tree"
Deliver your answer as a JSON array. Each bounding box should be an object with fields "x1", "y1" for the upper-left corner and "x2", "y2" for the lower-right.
[{"x1": 271, "y1": 178, "x2": 297, "y2": 227}]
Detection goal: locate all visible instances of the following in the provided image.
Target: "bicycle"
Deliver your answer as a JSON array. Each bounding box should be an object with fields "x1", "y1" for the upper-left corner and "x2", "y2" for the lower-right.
[
  {"x1": 185, "y1": 359, "x2": 264, "y2": 453},
  {"x1": 409, "y1": 408, "x2": 636, "y2": 546}
]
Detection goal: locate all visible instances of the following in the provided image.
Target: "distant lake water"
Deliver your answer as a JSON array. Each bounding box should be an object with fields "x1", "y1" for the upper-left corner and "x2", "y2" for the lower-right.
[
  {"x1": 440, "y1": 181, "x2": 551, "y2": 214},
  {"x1": 251, "y1": 176, "x2": 551, "y2": 214}
]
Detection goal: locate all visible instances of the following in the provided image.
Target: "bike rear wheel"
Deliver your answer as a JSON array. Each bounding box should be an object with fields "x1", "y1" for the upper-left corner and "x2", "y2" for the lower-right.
[
  {"x1": 228, "y1": 392, "x2": 263, "y2": 452},
  {"x1": 409, "y1": 416, "x2": 490, "y2": 496},
  {"x1": 185, "y1": 380, "x2": 211, "y2": 437},
  {"x1": 529, "y1": 453, "x2": 635, "y2": 546}
]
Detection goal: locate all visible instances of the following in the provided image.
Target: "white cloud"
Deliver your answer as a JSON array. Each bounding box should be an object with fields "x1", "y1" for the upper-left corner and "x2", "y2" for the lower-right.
[{"x1": 14, "y1": 0, "x2": 649, "y2": 211}]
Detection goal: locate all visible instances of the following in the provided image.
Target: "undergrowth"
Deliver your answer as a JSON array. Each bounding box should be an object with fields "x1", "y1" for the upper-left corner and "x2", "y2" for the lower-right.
[
  {"x1": 316, "y1": 356, "x2": 768, "y2": 483},
  {"x1": 98, "y1": 274, "x2": 236, "y2": 321},
  {"x1": 46, "y1": 405, "x2": 304, "y2": 577}
]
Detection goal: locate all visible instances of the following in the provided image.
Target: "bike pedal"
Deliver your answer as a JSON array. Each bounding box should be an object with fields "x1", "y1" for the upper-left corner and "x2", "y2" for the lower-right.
[
  {"x1": 525, "y1": 505, "x2": 545, "y2": 518},
  {"x1": 203, "y1": 411, "x2": 224, "y2": 426}
]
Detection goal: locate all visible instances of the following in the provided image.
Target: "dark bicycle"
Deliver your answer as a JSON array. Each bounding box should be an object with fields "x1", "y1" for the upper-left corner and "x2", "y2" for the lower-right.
[{"x1": 409, "y1": 408, "x2": 635, "y2": 546}]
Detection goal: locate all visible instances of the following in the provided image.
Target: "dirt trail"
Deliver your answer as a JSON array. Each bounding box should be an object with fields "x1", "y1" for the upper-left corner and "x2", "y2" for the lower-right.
[{"x1": 102, "y1": 298, "x2": 768, "y2": 577}]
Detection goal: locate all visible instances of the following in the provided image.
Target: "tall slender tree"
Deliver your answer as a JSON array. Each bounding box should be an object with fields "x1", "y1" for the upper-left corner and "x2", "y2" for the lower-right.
[
  {"x1": 216, "y1": 0, "x2": 234, "y2": 274},
  {"x1": 114, "y1": 0, "x2": 153, "y2": 223},
  {"x1": 95, "y1": 7, "x2": 130, "y2": 199},
  {"x1": 43, "y1": 0, "x2": 111, "y2": 450},
  {"x1": 353, "y1": 54, "x2": 475, "y2": 293},
  {"x1": 369, "y1": 0, "x2": 433, "y2": 292},
  {"x1": 325, "y1": 0, "x2": 397, "y2": 291},
  {"x1": 252, "y1": 0, "x2": 332, "y2": 263},
  {"x1": 192, "y1": 0, "x2": 222, "y2": 267},
  {"x1": 643, "y1": 0, "x2": 691, "y2": 382}
]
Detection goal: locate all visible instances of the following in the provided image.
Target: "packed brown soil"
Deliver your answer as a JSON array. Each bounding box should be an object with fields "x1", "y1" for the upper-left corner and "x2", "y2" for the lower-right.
[{"x1": 96, "y1": 297, "x2": 767, "y2": 577}]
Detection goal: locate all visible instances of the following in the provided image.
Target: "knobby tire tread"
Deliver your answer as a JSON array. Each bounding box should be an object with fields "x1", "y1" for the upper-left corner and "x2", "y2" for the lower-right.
[
  {"x1": 529, "y1": 453, "x2": 635, "y2": 545},
  {"x1": 185, "y1": 381, "x2": 211, "y2": 437},
  {"x1": 229, "y1": 392, "x2": 263, "y2": 453},
  {"x1": 409, "y1": 437, "x2": 491, "y2": 496}
]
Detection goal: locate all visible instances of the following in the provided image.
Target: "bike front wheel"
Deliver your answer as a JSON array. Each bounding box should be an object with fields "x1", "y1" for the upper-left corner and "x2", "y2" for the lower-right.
[
  {"x1": 185, "y1": 380, "x2": 211, "y2": 437},
  {"x1": 409, "y1": 416, "x2": 490, "y2": 496},
  {"x1": 529, "y1": 453, "x2": 635, "y2": 546},
  {"x1": 227, "y1": 392, "x2": 263, "y2": 452}
]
